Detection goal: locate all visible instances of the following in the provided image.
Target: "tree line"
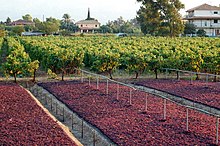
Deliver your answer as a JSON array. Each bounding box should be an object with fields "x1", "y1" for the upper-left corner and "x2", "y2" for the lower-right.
[{"x1": 0, "y1": 0, "x2": 204, "y2": 37}]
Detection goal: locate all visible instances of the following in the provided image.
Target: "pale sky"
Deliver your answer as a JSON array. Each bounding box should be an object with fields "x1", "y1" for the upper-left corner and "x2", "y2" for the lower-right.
[{"x1": 0, "y1": 0, "x2": 219, "y2": 24}]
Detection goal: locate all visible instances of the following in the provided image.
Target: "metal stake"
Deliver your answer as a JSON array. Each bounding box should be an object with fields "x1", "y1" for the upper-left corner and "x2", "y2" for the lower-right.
[
  {"x1": 216, "y1": 117, "x2": 219, "y2": 145},
  {"x1": 163, "y1": 99, "x2": 167, "y2": 120},
  {"x1": 206, "y1": 74, "x2": 209, "y2": 87},
  {"x1": 96, "y1": 76, "x2": 99, "y2": 89},
  {"x1": 186, "y1": 108, "x2": 189, "y2": 132},
  {"x1": 106, "y1": 79, "x2": 109, "y2": 95},
  {"x1": 62, "y1": 107, "x2": 65, "y2": 122},
  {"x1": 117, "y1": 84, "x2": 119, "y2": 100},
  {"x1": 129, "y1": 88, "x2": 132, "y2": 105},
  {"x1": 93, "y1": 130, "x2": 96, "y2": 146},
  {"x1": 81, "y1": 120, "x2": 84, "y2": 138},
  {"x1": 165, "y1": 68, "x2": 168, "y2": 79},
  {"x1": 145, "y1": 93, "x2": 148, "y2": 112}
]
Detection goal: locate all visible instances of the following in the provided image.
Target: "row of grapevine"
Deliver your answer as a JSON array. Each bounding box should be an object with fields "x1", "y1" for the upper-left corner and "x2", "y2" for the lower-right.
[
  {"x1": 1, "y1": 37, "x2": 39, "y2": 82},
  {"x1": 20, "y1": 36, "x2": 220, "y2": 79},
  {"x1": 21, "y1": 37, "x2": 84, "y2": 80}
]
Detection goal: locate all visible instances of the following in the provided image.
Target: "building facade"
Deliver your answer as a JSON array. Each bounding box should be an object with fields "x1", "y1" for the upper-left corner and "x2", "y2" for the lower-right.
[
  {"x1": 184, "y1": 3, "x2": 220, "y2": 36},
  {"x1": 76, "y1": 8, "x2": 101, "y2": 33},
  {"x1": 10, "y1": 19, "x2": 35, "y2": 26}
]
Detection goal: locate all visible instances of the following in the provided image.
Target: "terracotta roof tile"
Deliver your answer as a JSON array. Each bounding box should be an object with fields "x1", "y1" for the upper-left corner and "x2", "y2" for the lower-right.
[{"x1": 186, "y1": 3, "x2": 220, "y2": 12}]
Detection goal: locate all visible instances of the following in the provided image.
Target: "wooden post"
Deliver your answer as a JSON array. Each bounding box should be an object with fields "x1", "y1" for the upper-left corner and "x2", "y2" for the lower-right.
[
  {"x1": 163, "y1": 99, "x2": 167, "y2": 120},
  {"x1": 129, "y1": 88, "x2": 132, "y2": 105},
  {"x1": 117, "y1": 84, "x2": 119, "y2": 100},
  {"x1": 186, "y1": 108, "x2": 189, "y2": 132},
  {"x1": 216, "y1": 117, "x2": 219, "y2": 145},
  {"x1": 106, "y1": 79, "x2": 109, "y2": 95}
]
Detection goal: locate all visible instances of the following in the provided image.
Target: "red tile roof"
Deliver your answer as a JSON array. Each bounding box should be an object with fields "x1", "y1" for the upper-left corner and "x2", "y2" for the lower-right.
[{"x1": 186, "y1": 3, "x2": 220, "y2": 12}]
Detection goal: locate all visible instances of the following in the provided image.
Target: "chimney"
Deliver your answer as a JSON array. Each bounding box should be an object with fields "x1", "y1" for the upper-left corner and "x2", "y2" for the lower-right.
[{"x1": 87, "y1": 8, "x2": 91, "y2": 20}]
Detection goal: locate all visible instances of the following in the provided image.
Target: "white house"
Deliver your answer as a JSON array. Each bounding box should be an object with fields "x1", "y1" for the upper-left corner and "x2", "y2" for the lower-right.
[
  {"x1": 76, "y1": 8, "x2": 101, "y2": 33},
  {"x1": 184, "y1": 3, "x2": 220, "y2": 36}
]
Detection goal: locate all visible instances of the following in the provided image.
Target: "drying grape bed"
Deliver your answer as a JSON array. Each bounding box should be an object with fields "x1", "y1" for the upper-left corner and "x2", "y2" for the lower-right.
[
  {"x1": 0, "y1": 82, "x2": 77, "y2": 145},
  {"x1": 39, "y1": 81, "x2": 219, "y2": 146},
  {"x1": 134, "y1": 79, "x2": 220, "y2": 109}
]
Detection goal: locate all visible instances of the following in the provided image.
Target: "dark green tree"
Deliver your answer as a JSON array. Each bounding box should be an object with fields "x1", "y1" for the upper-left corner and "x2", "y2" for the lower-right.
[
  {"x1": 12, "y1": 26, "x2": 25, "y2": 36},
  {"x1": 197, "y1": 29, "x2": 206, "y2": 37},
  {"x1": 6, "y1": 17, "x2": 11, "y2": 25},
  {"x1": 184, "y1": 23, "x2": 196, "y2": 35},
  {"x1": 137, "y1": 0, "x2": 185, "y2": 37},
  {"x1": 22, "y1": 14, "x2": 32, "y2": 21}
]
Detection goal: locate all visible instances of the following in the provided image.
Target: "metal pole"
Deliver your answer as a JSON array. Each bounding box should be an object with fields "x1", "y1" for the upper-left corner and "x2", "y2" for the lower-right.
[
  {"x1": 129, "y1": 88, "x2": 132, "y2": 105},
  {"x1": 93, "y1": 130, "x2": 96, "y2": 146},
  {"x1": 165, "y1": 68, "x2": 168, "y2": 79},
  {"x1": 163, "y1": 99, "x2": 166, "y2": 120},
  {"x1": 55, "y1": 102, "x2": 58, "y2": 115},
  {"x1": 81, "y1": 71, "x2": 84, "y2": 83},
  {"x1": 216, "y1": 117, "x2": 219, "y2": 145},
  {"x1": 45, "y1": 95, "x2": 48, "y2": 105},
  {"x1": 190, "y1": 73, "x2": 193, "y2": 84},
  {"x1": 81, "y1": 120, "x2": 84, "y2": 138},
  {"x1": 71, "y1": 114, "x2": 74, "y2": 129},
  {"x1": 117, "y1": 84, "x2": 119, "y2": 100},
  {"x1": 186, "y1": 108, "x2": 189, "y2": 132},
  {"x1": 206, "y1": 74, "x2": 208, "y2": 87},
  {"x1": 62, "y1": 107, "x2": 65, "y2": 122},
  {"x1": 145, "y1": 93, "x2": 148, "y2": 112},
  {"x1": 106, "y1": 79, "x2": 109, "y2": 95},
  {"x1": 50, "y1": 97, "x2": 52, "y2": 110},
  {"x1": 96, "y1": 76, "x2": 99, "y2": 89}
]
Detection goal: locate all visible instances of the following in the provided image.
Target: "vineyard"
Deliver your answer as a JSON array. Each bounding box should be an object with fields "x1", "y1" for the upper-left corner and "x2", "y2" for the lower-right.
[
  {"x1": 0, "y1": 36, "x2": 219, "y2": 145},
  {"x1": 18, "y1": 36, "x2": 220, "y2": 80}
]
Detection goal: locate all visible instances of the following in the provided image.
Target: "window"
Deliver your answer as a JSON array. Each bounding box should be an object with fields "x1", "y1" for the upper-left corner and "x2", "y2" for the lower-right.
[
  {"x1": 214, "y1": 11, "x2": 218, "y2": 14},
  {"x1": 95, "y1": 25, "x2": 97, "y2": 27},
  {"x1": 214, "y1": 20, "x2": 218, "y2": 23},
  {"x1": 81, "y1": 24, "x2": 83, "y2": 27},
  {"x1": 205, "y1": 21, "x2": 207, "y2": 26}
]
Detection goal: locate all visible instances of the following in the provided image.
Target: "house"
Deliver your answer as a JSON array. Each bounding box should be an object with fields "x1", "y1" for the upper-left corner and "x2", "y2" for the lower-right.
[
  {"x1": 184, "y1": 3, "x2": 220, "y2": 36},
  {"x1": 10, "y1": 19, "x2": 35, "y2": 26},
  {"x1": 76, "y1": 8, "x2": 101, "y2": 33}
]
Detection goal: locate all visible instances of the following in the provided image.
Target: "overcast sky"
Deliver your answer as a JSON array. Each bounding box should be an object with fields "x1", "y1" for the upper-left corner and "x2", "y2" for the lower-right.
[{"x1": 0, "y1": 0, "x2": 219, "y2": 24}]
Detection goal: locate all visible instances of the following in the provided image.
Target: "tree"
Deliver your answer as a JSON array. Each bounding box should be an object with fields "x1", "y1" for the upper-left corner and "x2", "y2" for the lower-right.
[
  {"x1": 38, "y1": 17, "x2": 60, "y2": 34},
  {"x1": 184, "y1": 23, "x2": 196, "y2": 35},
  {"x1": 100, "y1": 25, "x2": 113, "y2": 33},
  {"x1": 0, "y1": 24, "x2": 6, "y2": 37},
  {"x1": 12, "y1": 26, "x2": 25, "y2": 36},
  {"x1": 106, "y1": 17, "x2": 141, "y2": 34},
  {"x1": 197, "y1": 29, "x2": 206, "y2": 37},
  {"x1": 137, "y1": 0, "x2": 185, "y2": 37},
  {"x1": 22, "y1": 14, "x2": 32, "y2": 21},
  {"x1": 60, "y1": 14, "x2": 77, "y2": 32},
  {"x1": 6, "y1": 17, "x2": 11, "y2": 25}
]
